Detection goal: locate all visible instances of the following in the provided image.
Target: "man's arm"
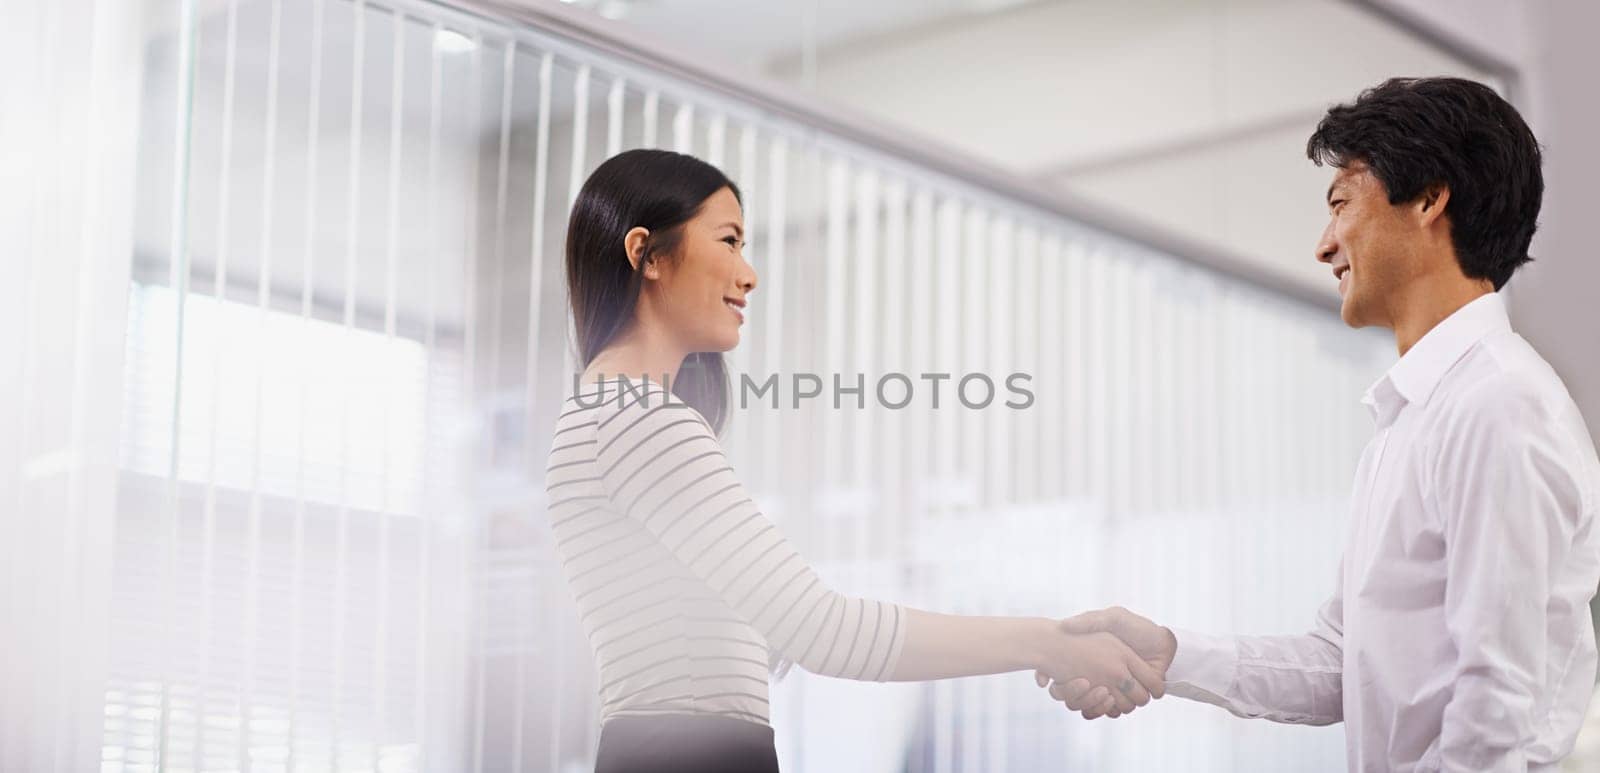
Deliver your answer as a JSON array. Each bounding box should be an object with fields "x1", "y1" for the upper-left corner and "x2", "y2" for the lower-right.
[
  {"x1": 1162, "y1": 597, "x2": 1345, "y2": 725},
  {"x1": 1046, "y1": 585, "x2": 1345, "y2": 724},
  {"x1": 1432, "y1": 383, "x2": 1585, "y2": 771}
]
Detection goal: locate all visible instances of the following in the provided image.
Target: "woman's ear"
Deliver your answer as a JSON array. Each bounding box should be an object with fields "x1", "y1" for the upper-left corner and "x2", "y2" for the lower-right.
[{"x1": 624, "y1": 226, "x2": 651, "y2": 273}]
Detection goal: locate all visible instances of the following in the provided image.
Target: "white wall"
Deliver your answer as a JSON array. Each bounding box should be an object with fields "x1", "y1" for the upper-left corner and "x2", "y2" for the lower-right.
[{"x1": 1515, "y1": 1, "x2": 1600, "y2": 451}]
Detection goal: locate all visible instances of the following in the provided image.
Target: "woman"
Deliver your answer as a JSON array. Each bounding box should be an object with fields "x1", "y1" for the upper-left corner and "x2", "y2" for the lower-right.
[{"x1": 546, "y1": 149, "x2": 1159, "y2": 773}]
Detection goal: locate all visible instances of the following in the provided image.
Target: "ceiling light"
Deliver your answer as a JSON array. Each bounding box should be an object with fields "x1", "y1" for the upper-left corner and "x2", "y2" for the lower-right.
[{"x1": 433, "y1": 28, "x2": 477, "y2": 54}]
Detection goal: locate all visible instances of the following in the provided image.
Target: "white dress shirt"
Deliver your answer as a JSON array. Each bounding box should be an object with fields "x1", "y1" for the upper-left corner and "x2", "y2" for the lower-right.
[{"x1": 1166, "y1": 292, "x2": 1600, "y2": 772}]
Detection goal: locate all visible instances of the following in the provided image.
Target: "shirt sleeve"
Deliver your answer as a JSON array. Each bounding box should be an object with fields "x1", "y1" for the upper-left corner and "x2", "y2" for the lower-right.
[
  {"x1": 1164, "y1": 564, "x2": 1345, "y2": 726},
  {"x1": 1432, "y1": 378, "x2": 1587, "y2": 772},
  {"x1": 593, "y1": 384, "x2": 907, "y2": 681}
]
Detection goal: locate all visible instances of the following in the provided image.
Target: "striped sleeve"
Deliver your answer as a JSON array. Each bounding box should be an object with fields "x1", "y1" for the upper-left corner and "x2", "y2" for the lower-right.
[{"x1": 593, "y1": 386, "x2": 907, "y2": 681}]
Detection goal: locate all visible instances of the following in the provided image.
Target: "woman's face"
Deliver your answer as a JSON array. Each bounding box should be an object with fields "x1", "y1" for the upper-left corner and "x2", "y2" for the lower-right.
[{"x1": 646, "y1": 186, "x2": 758, "y2": 353}]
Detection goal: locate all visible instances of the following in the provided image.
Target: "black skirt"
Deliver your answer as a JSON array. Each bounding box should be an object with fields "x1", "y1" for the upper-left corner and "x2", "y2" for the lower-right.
[{"x1": 594, "y1": 714, "x2": 780, "y2": 773}]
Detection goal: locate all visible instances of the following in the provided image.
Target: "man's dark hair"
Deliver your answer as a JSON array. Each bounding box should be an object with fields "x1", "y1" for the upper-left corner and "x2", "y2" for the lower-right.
[{"x1": 1306, "y1": 77, "x2": 1542, "y2": 290}]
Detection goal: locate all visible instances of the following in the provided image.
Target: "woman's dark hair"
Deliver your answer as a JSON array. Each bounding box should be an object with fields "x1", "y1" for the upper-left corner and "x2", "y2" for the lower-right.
[
  {"x1": 1305, "y1": 76, "x2": 1542, "y2": 290},
  {"x1": 566, "y1": 149, "x2": 741, "y2": 433}
]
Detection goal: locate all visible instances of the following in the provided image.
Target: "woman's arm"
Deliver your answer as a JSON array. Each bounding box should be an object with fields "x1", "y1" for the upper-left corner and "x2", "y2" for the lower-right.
[
  {"x1": 590, "y1": 384, "x2": 1156, "y2": 713},
  {"x1": 892, "y1": 609, "x2": 1163, "y2": 714}
]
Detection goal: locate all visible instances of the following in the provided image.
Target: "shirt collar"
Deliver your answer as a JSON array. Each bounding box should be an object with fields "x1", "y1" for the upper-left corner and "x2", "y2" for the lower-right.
[{"x1": 1361, "y1": 292, "x2": 1510, "y2": 426}]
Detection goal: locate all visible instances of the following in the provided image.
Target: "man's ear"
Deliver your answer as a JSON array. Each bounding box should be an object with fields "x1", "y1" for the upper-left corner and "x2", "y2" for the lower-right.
[
  {"x1": 1416, "y1": 183, "x2": 1451, "y2": 230},
  {"x1": 624, "y1": 226, "x2": 651, "y2": 274}
]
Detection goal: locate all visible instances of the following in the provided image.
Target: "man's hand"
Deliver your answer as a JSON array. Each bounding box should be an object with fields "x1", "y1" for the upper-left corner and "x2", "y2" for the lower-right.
[
  {"x1": 1034, "y1": 607, "x2": 1177, "y2": 719},
  {"x1": 1033, "y1": 628, "x2": 1166, "y2": 717}
]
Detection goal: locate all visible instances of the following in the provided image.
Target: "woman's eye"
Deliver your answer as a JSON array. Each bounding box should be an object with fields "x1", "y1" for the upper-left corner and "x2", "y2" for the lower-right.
[{"x1": 723, "y1": 236, "x2": 741, "y2": 248}]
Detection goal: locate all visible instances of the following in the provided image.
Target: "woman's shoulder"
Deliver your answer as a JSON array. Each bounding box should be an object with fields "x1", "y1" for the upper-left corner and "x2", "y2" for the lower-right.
[
  {"x1": 567, "y1": 375, "x2": 667, "y2": 408},
  {"x1": 566, "y1": 376, "x2": 702, "y2": 427}
]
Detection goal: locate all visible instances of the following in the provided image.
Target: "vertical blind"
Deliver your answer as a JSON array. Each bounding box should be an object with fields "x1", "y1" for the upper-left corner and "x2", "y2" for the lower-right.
[
  {"x1": 18, "y1": 0, "x2": 1396, "y2": 771},
  {"x1": 1, "y1": 0, "x2": 143, "y2": 770}
]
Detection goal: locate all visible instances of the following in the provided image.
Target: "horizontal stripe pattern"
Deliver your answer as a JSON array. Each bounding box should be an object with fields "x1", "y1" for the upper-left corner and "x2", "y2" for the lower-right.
[{"x1": 545, "y1": 377, "x2": 906, "y2": 726}]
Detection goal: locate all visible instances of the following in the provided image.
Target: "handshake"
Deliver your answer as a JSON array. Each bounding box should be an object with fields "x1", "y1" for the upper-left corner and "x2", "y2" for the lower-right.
[{"x1": 1032, "y1": 607, "x2": 1177, "y2": 719}]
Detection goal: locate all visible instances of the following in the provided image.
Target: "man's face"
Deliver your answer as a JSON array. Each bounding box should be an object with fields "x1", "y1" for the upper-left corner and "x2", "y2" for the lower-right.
[{"x1": 1315, "y1": 162, "x2": 1422, "y2": 329}]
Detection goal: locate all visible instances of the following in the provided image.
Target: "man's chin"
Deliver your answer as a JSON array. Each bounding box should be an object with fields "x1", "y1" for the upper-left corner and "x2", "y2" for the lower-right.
[{"x1": 1338, "y1": 296, "x2": 1365, "y2": 329}]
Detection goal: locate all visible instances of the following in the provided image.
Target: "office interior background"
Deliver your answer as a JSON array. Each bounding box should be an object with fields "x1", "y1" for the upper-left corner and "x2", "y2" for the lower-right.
[{"x1": 3, "y1": 0, "x2": 1597, "y2": 770}]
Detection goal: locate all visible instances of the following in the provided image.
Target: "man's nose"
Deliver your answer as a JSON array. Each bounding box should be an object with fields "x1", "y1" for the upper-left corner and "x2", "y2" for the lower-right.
[{"x1": 1315, "y1": 224, "x2": 1338, "y2": 264}]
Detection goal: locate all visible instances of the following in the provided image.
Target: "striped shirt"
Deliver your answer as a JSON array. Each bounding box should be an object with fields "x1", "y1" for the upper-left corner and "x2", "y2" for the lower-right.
[{"x1": 544, "y1": 376, "x2": 908, "y2": 726}]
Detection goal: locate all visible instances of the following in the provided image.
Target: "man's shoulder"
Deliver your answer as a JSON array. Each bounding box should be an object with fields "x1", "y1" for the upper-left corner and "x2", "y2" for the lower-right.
[
  {"x1": 1414, "y1": 331, "x2": 1598, "y2": 474},
  {"x1": 1441, "y1": 331, "x2": 1572, "y2": 420},
  {"x1": 1434, "y1": 332, "x2": 1599, "y2": 500}
]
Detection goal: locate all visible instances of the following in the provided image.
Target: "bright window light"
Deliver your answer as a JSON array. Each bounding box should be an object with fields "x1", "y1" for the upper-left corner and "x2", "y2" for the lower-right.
[{"x1": 120, "y1": 283, "x2": 435, "y2": 515}]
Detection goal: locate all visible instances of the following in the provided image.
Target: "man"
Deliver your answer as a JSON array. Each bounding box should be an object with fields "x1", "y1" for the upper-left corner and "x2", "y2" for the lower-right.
[{"x1": 1043, "y1": 77, "x2": 1600, "y2": 771}]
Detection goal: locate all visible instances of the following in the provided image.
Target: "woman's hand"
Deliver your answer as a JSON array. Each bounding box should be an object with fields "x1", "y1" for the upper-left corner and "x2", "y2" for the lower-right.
[
  {"x1": 1032, "y1": 626, "x2": 1166, "y2": 718},
  {"x1": 1042, "y1": 606, "x2": 1178, "y2": 719}
]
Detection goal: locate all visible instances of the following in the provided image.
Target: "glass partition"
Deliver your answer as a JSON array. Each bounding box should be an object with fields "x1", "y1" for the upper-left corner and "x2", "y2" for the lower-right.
[{"x1": 103, "y1": 0, "x2": 1394, "y2": 770}]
